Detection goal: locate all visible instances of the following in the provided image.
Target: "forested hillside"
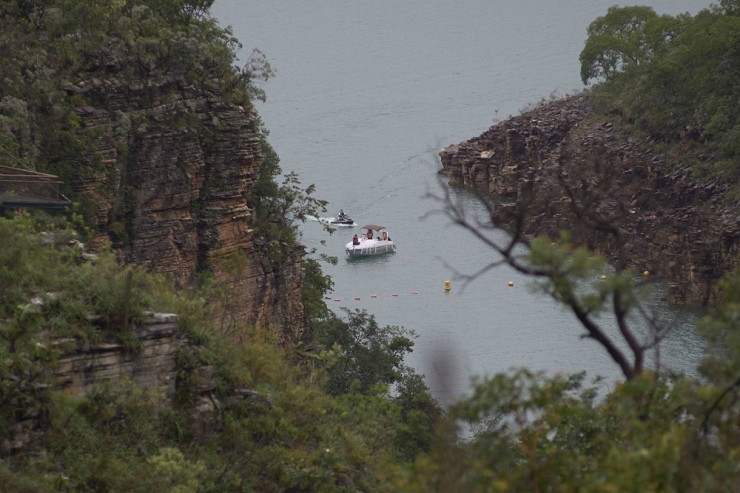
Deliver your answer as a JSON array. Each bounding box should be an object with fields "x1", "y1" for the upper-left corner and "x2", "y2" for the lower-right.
[
  {"x1": 0, "y1": 0, "x2": 321, "y2": 339},
  {"x1": 0, "y1": 0, "x2": 439, "y2": 490},
  {"x1": 0, "y1": 214, "x2": 441, "y2": 490},
  {"x1": 581, "y1": 1, "x2": 740, "y2": 181},
  {"x1": 3, "y1": 1, "x2": 740, "y2": 491}
]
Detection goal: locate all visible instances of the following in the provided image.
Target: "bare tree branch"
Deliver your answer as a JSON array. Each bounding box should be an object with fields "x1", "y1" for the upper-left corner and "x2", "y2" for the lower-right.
[{"x1": 430, "y1": 144, "x2": 677, "y2": 382}]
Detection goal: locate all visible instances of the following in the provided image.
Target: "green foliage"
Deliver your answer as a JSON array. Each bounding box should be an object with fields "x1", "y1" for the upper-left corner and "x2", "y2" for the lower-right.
[
  {"x1": 391, "y1": 371, "x2": 443, "y2": 460},
  {"x1": 8, "y1": 2, "x2": 740, "y2": 490},
  {"x1": 0, "y1": 216, "x2": 432, "y2": 490},
  {"x1": 249, "y1": 134, "x2": 329, "y2": 261},
  {"x1": 579, "y1": 6, "x2": 679, "y2": 84},
  {"x1": 398, "y1": 306, "x2": 740, "y2": 492},
  {"x1": 314, "y1": 308, "x2": 442, "y2": 460},
  {"x1": 721, "y1": 0, "x2": 740, "y2": 15},
  {"x1": 581, "y1": 5, "x2": 740, "y2": 180},
  {"x1": 401, "y1": 371, "x2": 710, "y2": 491},
  {"x1": 0, "y1": 460, "x2": 41, "y2": 492},
  {"x1": 0, "y1": 214, "x2": 211, "y2": 438},
  {"x1": 302, "y1": 256, "x2": 335, "y2": 322},
  {"x1": 0, "y1": 0, "x2": 268, "y2": 231},
  {"x1": 698, "y1": 267, "x2": 740, "y2": 386},
  {"x1": 146, "y1": 447, "x2": 205, "y2": 493},
  {"x1": 0, "y1": 0, "x2": 436, "y2": 488},
  {"x1": 37, "y1": 381, "x2": 212, "y2": 492},
  {"x1": 188, "y1": 326, "x2": 412, "y2": 491},
  {"x1": 315, "y1": 308, "x2": 415, "y2": 396}
]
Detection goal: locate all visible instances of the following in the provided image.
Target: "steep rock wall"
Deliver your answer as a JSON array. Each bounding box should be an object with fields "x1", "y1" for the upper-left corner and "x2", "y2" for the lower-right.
[
  {"x1": 440, "y1": 94, "x2": 740, "y2": 306},
  {"x1": 65, "y1": 74, "x2": 306, "y2": 344},
  {"x1": 3, "y1": 312, "x2": 219, "y2": 456}
]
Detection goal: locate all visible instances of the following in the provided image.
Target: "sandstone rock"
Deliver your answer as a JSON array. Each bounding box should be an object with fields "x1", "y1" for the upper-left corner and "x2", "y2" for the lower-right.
[
  {"x1": 71, "y1": 74, "x2": 307, "y2": 344},
  {"x1": 4, "y1": 313, "x2": 220, "y2": 456}
]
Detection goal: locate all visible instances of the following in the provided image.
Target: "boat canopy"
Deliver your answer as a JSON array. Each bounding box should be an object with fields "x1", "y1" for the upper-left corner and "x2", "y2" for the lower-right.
[{"x1": 360, "y1": 224, "x2": 386, "y2": 231}]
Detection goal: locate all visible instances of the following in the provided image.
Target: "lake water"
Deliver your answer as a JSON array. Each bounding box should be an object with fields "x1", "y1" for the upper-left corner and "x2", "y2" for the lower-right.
[{"x1": 212, "y1": 0, "x2": 711, "y2": 405}]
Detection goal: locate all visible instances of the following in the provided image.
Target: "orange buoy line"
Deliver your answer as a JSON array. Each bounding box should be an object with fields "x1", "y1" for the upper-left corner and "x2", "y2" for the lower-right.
[{"x1": 332, "y1": 290, "x2": 427, "y2": 301}]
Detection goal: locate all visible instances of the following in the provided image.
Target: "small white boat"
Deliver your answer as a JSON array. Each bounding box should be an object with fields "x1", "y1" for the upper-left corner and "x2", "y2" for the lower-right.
[{"x1": 345, "y1": 224, "x2": 396, "y2": 257}]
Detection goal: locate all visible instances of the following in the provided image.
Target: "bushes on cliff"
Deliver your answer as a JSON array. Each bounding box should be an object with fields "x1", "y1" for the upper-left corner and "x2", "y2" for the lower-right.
[
  {"x1": 0, "y1": 213, "x2": 211, "y2": 443},
  {"x1": 0, "y1": 215, "x2": 434, "y2": 490},
  {"x1": 250, "y1": 135, "x2": 328, "y2": 261},
  {"x1": 0, "y1": 0, "x2": 266, "y2": 230},
  {"x1": 0, "y1": 215, "x2": 153, "y2": 342},
  {"x1": 10, "y1": 205, "x2": 740, "y2": 491},
  {"x1": 581, "y1": 4, "x2": 740, "y2": 180}
]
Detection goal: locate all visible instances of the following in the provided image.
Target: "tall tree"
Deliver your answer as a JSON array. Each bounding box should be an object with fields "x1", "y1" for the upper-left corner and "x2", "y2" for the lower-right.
[{"x1": 579, "y1": 6, "x2": 684, "y2": 84}]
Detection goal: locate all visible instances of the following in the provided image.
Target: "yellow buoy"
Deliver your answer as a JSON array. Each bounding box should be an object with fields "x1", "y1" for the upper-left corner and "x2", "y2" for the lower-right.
[
  {"x1": 508, "y1": 281, "x2": 514, "y2": 287},
  {"x1": 601, "y1": 275, "x2": 607, "y2": 280},
  {"x1": 644, "y1": 270, "x2": 649, "y2": 277},
  {"x1": 445, "y1": 280, "x2": 451, "y2": 291}
]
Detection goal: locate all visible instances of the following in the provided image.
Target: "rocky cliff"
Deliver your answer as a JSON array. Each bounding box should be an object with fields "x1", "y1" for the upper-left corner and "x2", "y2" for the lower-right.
[
  {"x1": 65, "y1": 74, "x2": 306, "y2": 344},
  {"x1": 3, "y1": 312, "x2": 221, "y2": 456},
  {"x1": 440, "y1": 93, "x2": 740, "y2": 306}
]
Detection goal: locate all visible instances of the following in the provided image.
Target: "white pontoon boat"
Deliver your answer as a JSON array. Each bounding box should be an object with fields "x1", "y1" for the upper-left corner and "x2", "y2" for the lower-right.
[{"x1": 345, "y1": 224, "x2": 396, "y2": 257}]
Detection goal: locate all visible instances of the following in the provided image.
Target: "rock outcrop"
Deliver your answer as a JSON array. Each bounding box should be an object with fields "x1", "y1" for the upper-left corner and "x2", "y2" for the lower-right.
[
  {"x1": 3, "y1": 312, "x2": 217, "y2": 456},
  {"x1": 66, "y1": 74, "x2": 306, "y2": 344},
  {"x1": 440, "y1": 93, "x2": 740, "y2": 306}
]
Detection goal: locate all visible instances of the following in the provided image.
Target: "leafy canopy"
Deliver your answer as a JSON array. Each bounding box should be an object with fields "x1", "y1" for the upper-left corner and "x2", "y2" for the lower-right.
[{"x1": 580, "y1": 4, "x2": 740, "y2": 179}]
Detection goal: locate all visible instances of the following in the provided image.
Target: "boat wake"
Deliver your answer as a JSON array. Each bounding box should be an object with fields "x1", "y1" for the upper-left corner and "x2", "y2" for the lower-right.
[{"x1": 318, "y1": 216, "x2": 356, "y2": 227}]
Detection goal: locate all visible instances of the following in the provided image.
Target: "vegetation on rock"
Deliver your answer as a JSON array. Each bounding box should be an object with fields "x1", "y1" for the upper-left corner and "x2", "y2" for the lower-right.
[
  {"x1": 0, "y1": 214, "x2": 438, "y2": 490},
  {"x1": 2, "y1": 0, "x2": 740, "y2": 491},
  {"x1": 581, "y1": 2, "x2": 740, "y2": 180}
]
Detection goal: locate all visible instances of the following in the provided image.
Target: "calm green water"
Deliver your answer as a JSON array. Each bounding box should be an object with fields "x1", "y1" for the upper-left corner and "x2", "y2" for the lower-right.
[{"x1": 213, "y1": 0, "x2": 710, "y2": 404}]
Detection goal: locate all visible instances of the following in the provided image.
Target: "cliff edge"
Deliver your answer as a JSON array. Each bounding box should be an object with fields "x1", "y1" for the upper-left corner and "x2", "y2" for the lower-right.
[
  {"x1": 440, "y1": 93, "x2": 740, "y2": 306},
  {"x1": 66, "y1": 73, "x2": 306, "y2": 343}
]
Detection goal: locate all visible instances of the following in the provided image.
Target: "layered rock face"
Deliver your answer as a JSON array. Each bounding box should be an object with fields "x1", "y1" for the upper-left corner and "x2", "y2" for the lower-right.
[
  {"x1": 3, "y1": 312, "x2": 219, "y2": 456},
  {"x1": 440, "y1": 94, "x2": 740, "y2": 306},
  {"x1": 3, "y1": 75, "x2": 309, "y2": 458},
  {"x1": 67, "y1": 74, "x2": 306, "y2": 344}
]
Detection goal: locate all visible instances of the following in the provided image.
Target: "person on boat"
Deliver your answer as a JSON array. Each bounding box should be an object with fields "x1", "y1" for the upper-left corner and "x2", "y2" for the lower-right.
[
  {"x1": 338, "y1": 209, "x2": 346, "y2": 219},
  {"x1": 366, "y1": 229, "x2": 373, "y2": 239},
  {"x1": 352, "y1": 234, "x2": 360, "y2": 245}
]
